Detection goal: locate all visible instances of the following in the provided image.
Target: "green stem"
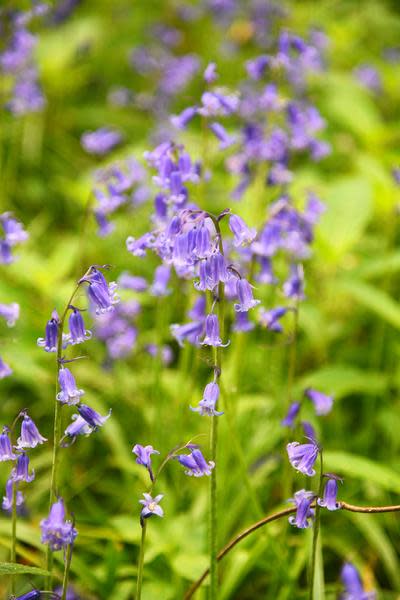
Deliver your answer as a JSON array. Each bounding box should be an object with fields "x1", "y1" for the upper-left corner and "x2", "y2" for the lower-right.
[
  {"x1": 309, "y1": 451, "x2": 324, "y2": 600},
  {"x1": 10, "y1": 481, "x2": 17, "y2": 594},
  {"x1": 61, "y1": 542, "x2": 73, "y2": 600},
  {"x1": 136, "y1": 521, "x2": 147, "y2": 600},
  {"x1": 46, "y1": 281, "x2": 82, "y2": 586}
]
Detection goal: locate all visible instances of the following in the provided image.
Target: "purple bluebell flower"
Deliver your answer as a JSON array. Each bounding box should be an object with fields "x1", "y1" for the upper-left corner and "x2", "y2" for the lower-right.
[
  {"x1": 54, "y1": 584, "x2": 80, "y2": 600},
  {"x1": 0, "y1": 302, "x2": 19, "y2": 327},
  {"x1": 81, "y1": 127, "x2": 121, "y2": 155},
  {"x1": 171, "y1": 321, "x2": 204, "y2": 347},
  {"x1": 139, "y1": 493, "x2": 164, "y2": 524},
  {"x1": 259, "y1": 307, "x2": 288, "y2": 332},
  {"x1": 0, "y1": 29, "x2": 36, "y2": 73},
  {"x1": 40, "y1": 498, "x2": 77, "y2": 551},
  {"x1": 282, "y1": 402, "x2": 301, "y2": 427},
  {"x1": 188, "y1": 296, "x2": 206, "y2": 321},
  {"x1": 234, "y1": 279, "x2": 260, "y2": 312},
  {"x1": 77, "y1": 404, "x2": 111, "y2": 429},
  {"x1": 246, "y1": 55, "x2": 270, "y2": 80},
  {"x1": 150, "y1": 265, "x2": 171, "y2": 296},
  {"x1": 198, "y1": 90, "x2": 239, "y2": 117},
  {"x1": 37, "y1": 310, "x2": 60, "y2": 352},
  {"x1": 0, "y1": 427, "x2": 17, "y2": 461},
  {"x1": 16, "y1": 414, "x2": 47, "y2": 450},
  {"x1": 67, "y1": 308, "x2": 92, "y2": 345},
  {"x1": 200, "y1": 314, "x2": 229, "y2": 347},
  {"x1": 340, "y1": 562, "x2": 376, "y2": 600},
  {"x1": 283, "y1": 263, "x2": 305, "y2": 300},
  {"x1": 57, "y1": 368, "x2": 84, "y2": 405},
  {"x1": 83, "y1": 269, "x2": 119, "y2": 314},
  {"x1": 302, "y1": 421, "x2": 317, "y2": 442},
  {"x1": 177, "y1": 448, "x2": 215, "y2": 477},
  {"x1": 204, "y1": 62, "x2": 218, "y2": 83},
  {"x1": 267, "y1": 162, "x2": 293, "y2": 186},
  {"x1": 171, "y1": 106, "x2": 197, "y2": 130},
  {"x1": 62, "y1": 415, "x2": 94, "y2": 445},
  {"x1": 133, "y1": 444, "x2": 160, "y2": 481},
  {"x1": 209, "y1": 122, "x2": 236, "y2": 149},
  {"x1": 191, "y1": 382, "x2": 224, "y2": 416},
  {"x1": 288, "y1": 490, "x2": 315, "y2": 529},
  {"x1": 0, "y1": 241, "x2": 13, "y2": 264},
  {"x1": 318, "y1": 476, "x2": 342, "y2": 511},
  {"x1": 145, "y1": 344, "x2": 173, "y2": 366},
  {"x1": 11, "y1": 452, "x2": 35, "y2": 483},
  {"x1": 229, "y1": 214, "x2": 256, "y2": 246},
  {"x1": 354, "y1": 65, "x2": 382, "y2": 93},
  {"x1": 287, "y1": 440, "x2": 319, "y2": 476},
  {"x1": 233, "y1": 311, "x2": 255, "y2": 332},
  {"x1": 304, "y1": 192, "x2": 325, "y2": 224},
  {"x1": 2, "y1": 478, "x2": 24, "y2": 512},
  {"x1": 305, "y1": 388, "x2": 333, "y2": 416},
  {"x1": 126, "y1": 233, "x2": 155, "y2": 257},
  {"x1": 8, "y1": 71, "x2": 46, "y2": 115},
  {"x1": 256, "y1": 257, "x2": 278, "y2": 285},
  {"x1": 118, "y1": 273, "x2": 148, "y2": 292},
  {"x1": 0, "y1": 356, "x2": 12, "y2": 379}
]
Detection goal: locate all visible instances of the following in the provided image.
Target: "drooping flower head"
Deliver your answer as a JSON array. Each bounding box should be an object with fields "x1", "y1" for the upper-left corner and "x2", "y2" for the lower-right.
[
  {"x1": 139, "y1": 493, "x2": 164, "y2": 526},
  {"x1": 287, "y1": 440, "x2": 319, "y2": 476},
  {"x1": 340, "y1": 562, "x2": 376, "y2": 599},
  {"x1": 281, "y1": 402, "x2": 301, "y2": 428},
  {"x1": 40, "y1": 498, "x2": 77, "y2": 551},
  {"x1": 81, "y1": 127, "x2": 122, "y2": 155},
  {"x1": 37, "y1": 310, "x2": 60, "y2": 352},
  {"x1": 61, "y1": 414, "x2": 94, "y2": 446},
  {"x1": 11, "y1": 452, "x2": 35, "y2": 483},
  {"x1": 0, "y1": 427, "x2": 17, "y2": 461},
  {"x1": 77, "y1": 404, "x2": 111, "y2": 429},
  {"x1": 234, "y1": 278, "x2": 260, "y2": 312},
  {"x1": 190, "y1": 382, "x2": 223, "y2": 416},
  {"x1": 56, "y1": 368, "x2": 85, "y2": 405},
  {"x1": 0, "y1": 302, "x2": 20, "y2": 327},
  {"x1": 16, "y1": 413, "x2": 47, "y2": 450},
  {"x1": 229, "y1": 214, "x2": 256, "y2": 247},
  {"x1": 259, "y1": 307, "x2": 288, "y2": 332},
  {"x1": 2, "y1": 478, "x2": 24, "y2": 512},
  {"x1": 318, "y1": 474, "x2": 342, "y2": 511},
  {"x1": 176, "y1": 447, "x2": 215, "y2": 477},
  {"x1": 305, "y1": 388, "x2": 333, "y2": 416},
  {"x1": 200, "y1": 314, "x2": 229, "y2": 347},
  {"x1": 81, "y1": 267, "x2": 119, "y2": 315},
  {"x1": 0, "y1": 356, "x2": 12, "y2": 379},
  {"x1": 288, "y1": 489, "x2": 315, "y2": 529},
  {"x1": 132, "y1": 444, "x2": 160, "y2": 482},
  {"x1": 67, "y1": 307, "x2": 92, "y2": 345}
]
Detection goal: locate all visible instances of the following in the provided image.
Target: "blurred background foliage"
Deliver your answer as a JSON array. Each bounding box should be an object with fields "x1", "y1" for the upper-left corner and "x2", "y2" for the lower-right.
[{"x1": 1, "y1": 0, "x2": 400, "y2": 598}]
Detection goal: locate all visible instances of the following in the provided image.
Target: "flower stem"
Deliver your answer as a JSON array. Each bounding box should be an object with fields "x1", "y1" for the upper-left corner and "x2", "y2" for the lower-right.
[
  {"x1": 61, "y1": 542, "x2": 73, "y2": 600},
  {"x1": 308, "y1": 451, "x2": 324, "y2": 600},
  {"x1": 46, "y1": 281, "x2": 81, "y2": 586},
  {"x1": 136, "y1": 521, "x2": 147, "y2": 600},
  {"x1": 10, "y1": 481, "x2": 17, "y2": 594}
]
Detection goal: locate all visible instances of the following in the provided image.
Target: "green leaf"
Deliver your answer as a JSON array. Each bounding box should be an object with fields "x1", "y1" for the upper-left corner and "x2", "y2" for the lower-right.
[
  {"x1": 0, "y1": 562, "x2": 50, "y2": 576},
  {"x1": 324, "y1": 451, "x2": 400, "y2": 494},
  {"x1": 316, "y1": 177, "x2": 373, "y2": 261},
  {"x1": 336, "y1": 279, "x2": 400, "y2": 329}
]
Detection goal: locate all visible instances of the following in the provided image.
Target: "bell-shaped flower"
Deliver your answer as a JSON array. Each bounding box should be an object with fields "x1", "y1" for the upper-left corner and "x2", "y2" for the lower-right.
[
  {"x1": 176, "y1": 448, "x2": 215, "y2": 477},
  {"x1": 287, "y1": 440, "x2": 319, "y2": 476},
  {"x1": 305, "y1": 388, "x2": 333, "y2": 416},
  {"x1": 57, "y1": 368, "x2": 85, "y2": 405},
  {"x1": 0, "y1": 427, "x2": 17, "y2": 461},
  {"x1": 11, "y1": 452, "x2": 35, "y2": 483},
  {"x1": 0, "y1": 356, "x2": 12, "y2": 379},
  {"x1": 190, "y1": 382, "x2": 224, "y2": 416},
  {"x1": 67, "y1": 308, "x2": 92, "y2": 345},
  {"x1": 2, "y1": 478, "x2": 24, "y2": 512},
  {"x1": 281, "y1": 402, "x2": 301, "y2": 427},
  {"x1": 40, "y1": 498, "x2": 77, "y2": 551},
  {"x1": 199, "y1": 314, "x2": 229, "y2": 347},
  {"x1": 0, "y1": 302, "x2": 19, "y2": 327},
  {"x1": 340, "y1": 562, "x2": 376, "y2": 600},
  {"x1": 234, "y1": 279, "x2": 260, "y2": 312},
  {"x1": 77, "y1": 404, "x2": 111, "y2": 429},
  {"x1": 229, "y1": 214, "x2": 256, "y2": 247},
  {"x1": 288, "y1": 489, "x2": 315, "y2": 529},
  {"x1": 16, "y1": 414, "x2": 47, "y2": 450},
  {"x1": 318, "y1": 475, "x2": 342, "y2": 511},
  {"x1": 133, "y1": 444, "x2": 160, "y2": 482},
  {"x1": 37, "y1": 310, "x2": 59, "y2": 352}
]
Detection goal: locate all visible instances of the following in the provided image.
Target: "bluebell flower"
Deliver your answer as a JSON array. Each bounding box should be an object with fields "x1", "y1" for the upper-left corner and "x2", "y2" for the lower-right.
[
  {"x1": 198, "y1": 90, "x2": 239, "y2": 116},
  {"x1": 200, "y1": 314, "x2": 229, "y2": 347},
  {"x1": 191, "y1": 382, "x2": 224, "y2": 416},
  {"x1": 67, "y1": 308, "x2": 92, "y2": 345},
  {"x1": 176, "y1": 448, "x2": 215, "y2": 477},
  {"x1": 133, "y1": 444, "x2": 160, "y2": 481},
  {"x1": 318, "y1": 475, "x2": 342, "y2": 511},
  {"x1": 62, "y1": 414, "x2": 94, "y2": 445},
  {"x1": 0, "y1": 427, "x2": 17, "y2": 461},
  {"x1": 54, "y1": 584, "x2": 80, "y2": 600},
  {"x1": 77, "y1": 404, "x2": 111, "y2": 429},
  {"x1": 37, "y1": 310, "x2": 60, "y2": 352},
  {"x1": 171, "y1": 106, "x2": 197, "y2": 130},
  {"x1": 40, "y1": 498, "x2": 77, "y2": 551},
  {"x1": 256, "y1": 258, "x2": 277, "y2": 285},
  {"x1": 229, "y1": 214, "x2": 256, "y2": 247},
  {"x1": 188, "y1": 296, "x2": 206, "y2": 321},
  {"x1": 139, "y1": 493, "x2": 164, "y2": 524},
  {"x1": 302, "y1": 421, "x2": 317, "y2": 441},
  {"x1": 0, "y1": 240, "x2": 13, "y2": 264},
  {"x1": 2, "y1": 478, "x2": 24, "y2": 512},
  {"x1": 118, "y1": 273, "x2": 148, "y2": 292},
  {"x1": 287, "y1": 440, "x2": 319, "y2": 476},
  {"x1": 204, "y1": 62, "x2": 218, "y2": 83},
  {"x1": 233, "y1": 311, "x2": 255, "y2": 332},
  {"x1": 246, "y1": 55, "x2": 270, "y2": 80},
  {"x1": 0, "y1": 212, "x2": 29, "y2": 246},
  {"x1": 57, "y1": 368, "x2": 85, "y2": 405},
  {"x1": 81, "y1": 127, "x2": 121, "y2": 155},
  {"x1": 209, "y1": 122, "x2": 236, "y2": 149},
  {"x1": 305, "y1": 388, "x2": 333, "y2": 416},
  {"x1": 150, "y1": 265, "x2": 171, "y2": 296},
  {"x1": 171, "y1": 321, "x2": 204, "y2": 347},
  {"x1": 283, "y1": 263, "x2": 305, "y2": 300},
  {"x1": 11, "y1": 452, "x2": 35, "y2": 483},
  {"x1": 288, "y1": 490, "x2": 315, "y2": 529},
  {"x1": 16, "y1": 414, "x2": 47, "y2": 450},
  {"x1": 340, "y1": 562, "x2": 376, "y2": 599},
  {"x1": 0, "y1": 356, "x2": 12, "y2": 379},
  {"x1": 234, "y1": 279, "x2": 260, "y2": 312},
  {"x1": 281, "y1": 402, "x2": 301, "y2": 427},
  {"x1": 0, "y1": 302, "x2": 19, "y2": 327},
  {"x1": 259, "y1": 307, "x2": 288, "y2": 332}
]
